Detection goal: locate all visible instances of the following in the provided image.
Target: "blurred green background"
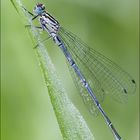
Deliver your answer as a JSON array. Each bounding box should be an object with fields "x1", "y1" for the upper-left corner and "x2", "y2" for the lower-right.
[{"x1": 1, "y1": 0, "x2": 139, "y2": 140}]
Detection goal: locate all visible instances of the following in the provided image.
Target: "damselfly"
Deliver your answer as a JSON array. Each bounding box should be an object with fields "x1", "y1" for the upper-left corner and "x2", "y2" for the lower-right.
[{"x1": 23, "y1": 3, "x2": 136, "y2": 140}]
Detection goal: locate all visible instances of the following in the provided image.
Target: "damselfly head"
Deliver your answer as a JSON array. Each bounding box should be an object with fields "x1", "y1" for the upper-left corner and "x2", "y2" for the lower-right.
[{"x1": 33, "y1": 3, "x2": 45, "y2": 15}]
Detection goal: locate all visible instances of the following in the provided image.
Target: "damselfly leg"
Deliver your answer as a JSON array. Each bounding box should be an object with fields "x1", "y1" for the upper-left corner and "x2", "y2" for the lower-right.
[{"x1": 22, "y1": 6, "x2": 39, "y2": 20}]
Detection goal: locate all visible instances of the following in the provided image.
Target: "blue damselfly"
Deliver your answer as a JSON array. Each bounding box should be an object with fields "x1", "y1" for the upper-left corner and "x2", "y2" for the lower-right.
[{"x1": 23, "y1": 3, "x2": 136, "y2": 140}]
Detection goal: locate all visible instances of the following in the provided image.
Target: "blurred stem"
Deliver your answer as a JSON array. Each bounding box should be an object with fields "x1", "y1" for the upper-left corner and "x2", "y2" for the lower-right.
[{"x1": 11, "y1": 0, "x2": 95, "y2": 139}]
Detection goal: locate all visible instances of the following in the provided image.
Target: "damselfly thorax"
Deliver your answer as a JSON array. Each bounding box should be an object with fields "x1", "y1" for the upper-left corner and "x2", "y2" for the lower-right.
[{"x1": 39, "y1": 11, "x2": 60, "y2": 37}]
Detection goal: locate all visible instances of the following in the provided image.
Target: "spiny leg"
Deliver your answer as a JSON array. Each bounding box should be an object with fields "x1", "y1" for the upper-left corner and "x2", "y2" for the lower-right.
[
  {"x1": 22, "y1": 6, "x2": 34, "y2": 16},
  {"x1": 22, "y1": 6, "x2": 39, "y2": 20},
  {"x1": 24, "y1": 25, "x2": 51, "y2": 48},
  {"x1": 25, "y1": 25, "x2": 42, "y2": 29},
  {"x1": 34, "y1": 36, "x2": 52, "y2": 49}
]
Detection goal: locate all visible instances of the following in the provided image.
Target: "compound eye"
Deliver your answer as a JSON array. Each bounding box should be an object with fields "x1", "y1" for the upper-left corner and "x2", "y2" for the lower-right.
[
  {"x1": 37, "y1": 3, "x2": 43, "y2": 7},
  {"x1": 42, "y1": 5, "x2": 45, "y2": 10}
]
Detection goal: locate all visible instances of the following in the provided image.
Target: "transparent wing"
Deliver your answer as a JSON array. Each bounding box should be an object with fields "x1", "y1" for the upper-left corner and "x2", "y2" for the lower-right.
[
  {"x1": 66, "y1": 60, "x2": 101, "y2": 116},
  {"x1": 58, "y1": 27, "x2": 136, "y2": 103}
]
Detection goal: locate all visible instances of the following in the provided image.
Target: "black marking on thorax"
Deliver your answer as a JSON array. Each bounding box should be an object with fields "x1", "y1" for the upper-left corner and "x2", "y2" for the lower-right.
[{"x1": 42, "y1": 12, "x2": 59, "y2": 25}]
